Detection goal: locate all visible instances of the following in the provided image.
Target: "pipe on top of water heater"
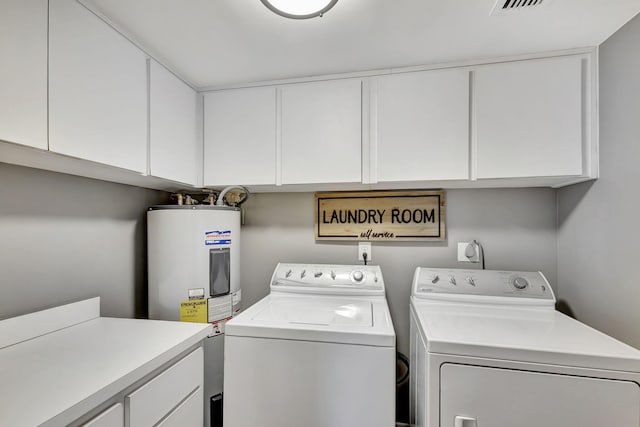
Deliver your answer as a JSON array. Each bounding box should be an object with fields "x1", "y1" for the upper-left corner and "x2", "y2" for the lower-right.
[{"x1": 216, "y1": 186, "x2": 250, "y2": 207}]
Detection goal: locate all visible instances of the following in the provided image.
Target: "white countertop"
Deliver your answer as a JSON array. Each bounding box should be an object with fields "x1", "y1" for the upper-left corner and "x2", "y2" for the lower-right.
[{"x1": 0, "y1": 315, "x2": 211, "y2": 426}]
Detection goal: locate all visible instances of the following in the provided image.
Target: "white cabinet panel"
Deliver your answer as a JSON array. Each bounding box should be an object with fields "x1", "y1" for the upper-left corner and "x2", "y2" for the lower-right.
[
  {"x1": 149, "y1": 59, "x2": 200, "y2": 185},
  {"x1": 157, "y1": 387, "x2": 203, "y2": 427},
  {"x1": 204, "y1": 87, "x2": 276, "y2": 186},
  {"x1": 374, "y1": 70, "x2": 470, "y2": 182},
  {"x1": 82, "y1": 403, "x2": 123, "y2": 427},
  {"x1": 49, "y1": 0, "x2": 147, "y2": 173},
  {"x1": 280, "y1": 79, "x2": 362, "y2": 184},
  {"x1": 474, "y1": 56, "x2": 584, "y2": 179},
  {"x1": 440, "y1": 364, "x2": 640, "y2": 427},
  {"x1": 0, "y1": 0, "x2": 47, "y2": 149},
  {"x1": 126, "y1": 348, "x2": 203, "y2": 427}
]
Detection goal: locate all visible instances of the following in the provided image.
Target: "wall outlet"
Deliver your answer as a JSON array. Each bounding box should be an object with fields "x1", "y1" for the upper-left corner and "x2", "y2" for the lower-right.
[
  {"x1": 458, "y1": 242, "x2": 480, "y2": 263},
  {"x1": 358, "y1": 242, "x2": 372, "y2": 262}
]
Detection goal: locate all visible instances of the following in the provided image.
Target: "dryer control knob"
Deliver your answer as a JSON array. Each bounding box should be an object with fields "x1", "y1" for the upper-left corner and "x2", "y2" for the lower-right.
[
  {"x1": 512, "y1": 277, "x2": 529, "y2": 290},
  {"x1": 352, "y1": 270, "x2": 364, "y2": 282}
]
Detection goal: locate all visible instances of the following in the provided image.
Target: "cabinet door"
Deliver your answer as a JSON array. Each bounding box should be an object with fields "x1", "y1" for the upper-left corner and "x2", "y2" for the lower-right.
[
  {"x1": 82, "y1": 403, "x2": 124, "y2": 427},
  {"x1": 49, "y1": 0, "x2": 147, "y2": 173},
  {"x1": 280, "y1": 79, "x2": 362, "y2": 184},
  {"x1": 127, "y1": 348, "x2": 203, "y2": 427},
  {"x1": 149, "y1": 59, "x2": 200, "y2": 186},
  {"x1": 373, "y1": 70, "x2": 469, "y2": 182},
  {"x1": 0, "y1": 0, "x2": 47, "y2": 149},
  {"x1": 474, "y1": 56, "x2": 584, "y2": 179},
  {"x1": 156, "y1": 387, "x2": 203, "y2": 427},
  {"x1": 203, "y1": 87, "x2": 276, "y2": 186}
]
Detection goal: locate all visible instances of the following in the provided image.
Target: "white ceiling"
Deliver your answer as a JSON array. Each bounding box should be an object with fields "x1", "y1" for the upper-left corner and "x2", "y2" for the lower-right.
[{"x1": 82, "y1": 0, "x2": 640, "y2": 89}]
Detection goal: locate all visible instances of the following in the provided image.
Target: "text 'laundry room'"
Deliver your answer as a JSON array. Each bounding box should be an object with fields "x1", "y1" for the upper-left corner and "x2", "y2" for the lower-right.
[{"x1": 2, "y1": 1, "x2": 640, "y2": 426}]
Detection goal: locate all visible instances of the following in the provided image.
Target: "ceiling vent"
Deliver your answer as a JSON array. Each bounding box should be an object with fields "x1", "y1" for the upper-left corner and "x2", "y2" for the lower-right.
[{"x1": 491, "y1": 0, "x2": 552, "y2": 15}]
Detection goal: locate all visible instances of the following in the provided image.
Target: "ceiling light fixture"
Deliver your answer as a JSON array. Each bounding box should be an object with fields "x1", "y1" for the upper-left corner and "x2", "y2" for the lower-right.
[{"x1": 260, "y1": 0, "x2": 338, "y2": 19}]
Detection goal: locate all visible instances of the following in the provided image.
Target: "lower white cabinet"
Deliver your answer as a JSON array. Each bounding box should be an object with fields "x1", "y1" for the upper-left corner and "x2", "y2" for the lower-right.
[
  {"x1": 157, "y1": 387, "x2": 204, "y2": 427},
  {"x1": 126, "y1": 347, "x2": 203, "y2": 426},
  {"x1": 82, "y1": 403, "x2": 123, "y2": 427},
  {"x1": 74, "y1": 348, "x2": 204, "y2": 427}
]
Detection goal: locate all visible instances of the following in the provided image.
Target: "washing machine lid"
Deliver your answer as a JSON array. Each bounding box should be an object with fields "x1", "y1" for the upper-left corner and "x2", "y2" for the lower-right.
[
  {"x1": 226, "y1": 294, "x2": 395, "y2": 347},
  {"x1": 411, "y1": 299, "x2": 640, "y2": 372}
]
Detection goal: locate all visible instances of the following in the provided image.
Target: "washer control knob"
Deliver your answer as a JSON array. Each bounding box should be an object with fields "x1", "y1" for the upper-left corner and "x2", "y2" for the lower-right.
[
  {"x1": 352, "y1": 270, "x2": 364, "y2": 282},
  {"x1": 300, "y1": 269, "x2": 306, "y2": 279},
  {"x1": 330, "y1": 271, "x2": 336, "y2": 280},
  {"x1": 285, "y1": 269, "x2": 292, "y2": 278},
  {"x1": 466, "y1": 276, "x2": 476, "y2": 286},
  {"x1": 314, "y1": 271, "x2": 323, "y2": 278},
  {"x1": 449, "y1": 275, "x2": 457, "y2": 285},
  {"x1": 512, "y1": 277, "x2": 529, "y2": 290},
  {"x1": 431, "y1": 274, "x2": 440, "y2": 284}
]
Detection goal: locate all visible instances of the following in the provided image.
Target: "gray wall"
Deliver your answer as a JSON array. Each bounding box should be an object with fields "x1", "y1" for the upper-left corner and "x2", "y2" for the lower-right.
[
  {"x1": 240, "y1": 189, "x2": 557, "y2": 355},
  {"x1": 557, "y1": 14, "x2": 640, "y2": 349},
  {"x1": 0, "y1": 163, "x2": 168, "y2": 320}
]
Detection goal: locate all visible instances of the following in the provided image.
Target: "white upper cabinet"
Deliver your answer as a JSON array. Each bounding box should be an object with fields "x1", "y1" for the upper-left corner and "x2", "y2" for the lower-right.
[
  {"x1": 280, "y1": 79, "x2": 362, "y2": 185},
  {"x1": 49, "y1": 0, "x2": 148, "y2": 173},
  {"x1": 473, "y1": 55, "x2": 586, "y2": 179},
  {"x1": 149, "y1": 60, "x2": 200, "y2": 186},
  {"x1": 0, "y1": 0, "x2": 48, "y2": 149},
  {"x1": 203, "y1": 87, "x2": 276, "y2": 186},
  {"x1": 371, "y1": 69, "x2": 470, "y2": 182}
]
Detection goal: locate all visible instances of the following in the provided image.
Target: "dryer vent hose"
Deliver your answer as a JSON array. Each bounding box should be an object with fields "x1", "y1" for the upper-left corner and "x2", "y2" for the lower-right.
[
  {"x1": 397, "y1": 352, "x2": 409, "y2": 385},
  {"x1": 215, "y1": 185, "x2": 249, "y2": 207}
]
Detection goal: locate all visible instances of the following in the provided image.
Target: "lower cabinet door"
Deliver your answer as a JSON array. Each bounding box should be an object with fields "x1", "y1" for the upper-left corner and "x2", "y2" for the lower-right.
[
  {"x1": 440, "y1": 363, "x2": 640, "y2": 427},
  {"x1": 82, "y1": 403, "x2": 123, "y2": 427},
  {"x1": 157, "y1": 387, "x2": 203, "y2": 427},
  {"x1": 126, "y1": 348, "x2": 203, "y2": 426}
]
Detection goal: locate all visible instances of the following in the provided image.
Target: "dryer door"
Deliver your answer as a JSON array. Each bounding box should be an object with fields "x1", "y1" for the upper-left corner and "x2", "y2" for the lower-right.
[{"x1": 440, "y1": 363, "x2": 640, "y2": 427}]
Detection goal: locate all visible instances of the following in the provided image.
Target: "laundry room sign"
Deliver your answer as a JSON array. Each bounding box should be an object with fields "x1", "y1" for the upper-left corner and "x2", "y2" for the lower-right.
[{"x1": 315, "y1": 190, "x2": 446, "y2": 241}]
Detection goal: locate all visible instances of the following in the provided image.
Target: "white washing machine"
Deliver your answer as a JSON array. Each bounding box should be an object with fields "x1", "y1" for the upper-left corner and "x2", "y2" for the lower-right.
[
  {"x1": 224, "y1": 263, "x2": 396, "y2": 427},
  {"x1": 409, "y1": 267, "x2": 640, "y2": 427}
]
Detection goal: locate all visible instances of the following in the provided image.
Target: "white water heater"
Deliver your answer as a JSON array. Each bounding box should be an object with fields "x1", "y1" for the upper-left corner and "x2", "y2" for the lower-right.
[
  {"x1": 147, "y1": 205, "x2": 241, "y2": 427},
  {"x1": 148, "y1": 205, "x2": 241, "y2": 323}
]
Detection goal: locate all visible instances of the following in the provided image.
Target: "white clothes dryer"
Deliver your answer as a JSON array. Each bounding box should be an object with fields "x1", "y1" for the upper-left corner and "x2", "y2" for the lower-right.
[
  {"x1": 224, "y1": 263, "x2": 396, "y2": 427},
  {"x1": 409, "y1": 267, "x2": 640, "y2": 427}
]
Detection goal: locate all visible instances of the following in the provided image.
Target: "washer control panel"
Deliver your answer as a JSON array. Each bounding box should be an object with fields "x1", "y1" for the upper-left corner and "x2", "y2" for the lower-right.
[
  {"x1": 413, "y1": 268, "x2": 555, "y2": 302},
  {"x1": 271, "y1": 263, "x2": 384, "y2": 295}
]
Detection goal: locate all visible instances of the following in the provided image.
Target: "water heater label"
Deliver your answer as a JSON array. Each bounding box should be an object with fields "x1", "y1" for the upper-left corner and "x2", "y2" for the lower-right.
[
  {"x1": 205, "y1": 230, "x2": 232, "y2": 246},
  {"x1": 179, "y1": 299, "x2": 208, "y2": 323}
]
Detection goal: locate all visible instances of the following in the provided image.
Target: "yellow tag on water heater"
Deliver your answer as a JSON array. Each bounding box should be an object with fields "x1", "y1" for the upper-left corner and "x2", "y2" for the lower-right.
[{"x1": 180, "y1": 299, "x2": 208, "y2": 323}]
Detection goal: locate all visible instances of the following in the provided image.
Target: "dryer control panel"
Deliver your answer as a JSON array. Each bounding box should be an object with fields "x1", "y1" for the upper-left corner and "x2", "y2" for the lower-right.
[
  {"x1": 412, "y1": 268, "x2": 555, "y2": 305},
  {"x1": 271, "y1": 263, "x2": 385, "y2": 296}
]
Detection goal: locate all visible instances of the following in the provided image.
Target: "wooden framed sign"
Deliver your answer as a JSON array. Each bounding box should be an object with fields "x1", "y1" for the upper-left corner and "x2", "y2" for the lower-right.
[{"x1": 315, "y1": 190, "x2": 446, "y2": 241}]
